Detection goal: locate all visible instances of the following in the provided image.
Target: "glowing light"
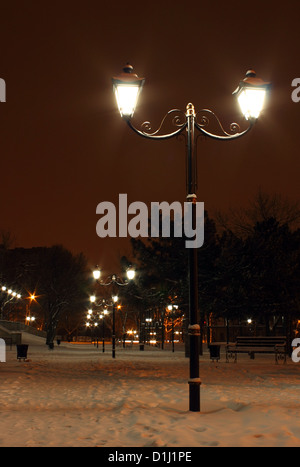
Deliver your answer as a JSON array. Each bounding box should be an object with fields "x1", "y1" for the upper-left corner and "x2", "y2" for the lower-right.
[
  {"x1": 114, "y1": 85, "x2": 140, "y2": 118},
  {"x1": 126, "y1": 268, "x2": 135, "y2": 281},
  {"x1": 93, "y1": 269, "x2": 101, "y2": 280},
  {"x1": 233, "y1": 70, "x2": 270, "y2": 120},
  {"x1": 237, "y1": 88, "x2": 266, "y2": 120}
]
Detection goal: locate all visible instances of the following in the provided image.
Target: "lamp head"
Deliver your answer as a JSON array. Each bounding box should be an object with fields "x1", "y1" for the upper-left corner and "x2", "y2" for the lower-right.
[
  {"x1": 233, "y1": 70, "x2": 271, "y2": 120},
  {"x1": 126, "y1": 267, "x2": 135, "y2": 281},
  {"x1": 112, "y1": 64, "x2": 145, "y2": 119},
  {"x1": 93, "y1": 268, "x2": 101, "y2": 280}
]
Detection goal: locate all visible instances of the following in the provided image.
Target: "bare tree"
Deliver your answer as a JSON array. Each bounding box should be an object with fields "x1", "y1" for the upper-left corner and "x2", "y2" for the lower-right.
[{"x1": 215, "y1": 189, "x2": 300, "y2": 237}]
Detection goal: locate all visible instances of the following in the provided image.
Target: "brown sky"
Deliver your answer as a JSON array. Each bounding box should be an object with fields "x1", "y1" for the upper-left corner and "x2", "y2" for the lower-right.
[{"x1": 0, "y1": 0, "x2": 299, "y2": 273}]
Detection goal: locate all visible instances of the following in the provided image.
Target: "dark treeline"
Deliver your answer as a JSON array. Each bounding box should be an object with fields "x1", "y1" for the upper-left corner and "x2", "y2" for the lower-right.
[
  {"x1": 0, "y1": 244, "x2": 91, "y2": 345},
  {"x1": 121, "y1": 191, "x2": 300, "y2": 350}
]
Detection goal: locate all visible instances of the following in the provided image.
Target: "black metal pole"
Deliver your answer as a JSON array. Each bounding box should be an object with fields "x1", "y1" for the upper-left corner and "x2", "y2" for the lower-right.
[
  {"x1": 161, "y1": 311, "x2": 165, "y2": 350},
  {"x1": 112, "y1": 301, "x2": 116, "y2": 359},
  {"x1": 172, "y1": 316, "x2": 175, "y2": 353},
  {"x1": 102, "y1": 317, "x2": 105, "y2": 353},
  {"x1": 186, "y1": 103, "x2": 201, "y2": 412}
]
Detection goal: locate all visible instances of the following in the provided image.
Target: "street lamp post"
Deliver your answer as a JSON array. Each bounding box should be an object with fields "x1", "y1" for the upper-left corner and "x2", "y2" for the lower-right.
[
  {"x1": 86, "y1": 305, "x2": 108, "y2": 351},
  {"x1": 168, "y1": 304, "x2": 179, "y2": 353},
  {"x1": 92, "y1": 267, "x2": 135, "y2": 358},
  {"x1": 101, "y1": 309, "x2": 108, "y2": 352},
  {"x1": 111, "y1": 294, "x2": 118, "y2": 359},
  {"x1": 112, "y1": 65, "x2": 270, "y2": 412},
  {"x1": 89, "y1": 298, "x2": 115, "y2": 353},
  {"x1": 25, "y1": 293, "x2": 36, "y2": 326}
]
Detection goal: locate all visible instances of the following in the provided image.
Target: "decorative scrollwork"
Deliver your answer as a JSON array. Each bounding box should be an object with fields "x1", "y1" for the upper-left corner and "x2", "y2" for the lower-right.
[
  {"x1": 172, "y1": 112, "x2": 186, "y2": 128},
  {"x1": 229, "y1": 122, "x2": 241, "y2": 134},
  {"x1": 139, "y1": 109, "x2": 186, "y2": 136},
  {"x1": 195, "y1": 109, "x2": 236, "y2": 136},
  {"x1": 195, "y1": 109, "x2": 253, "y2": 141},
  {"x1": 140, "y1": 121, "x2": 152, "y2": 133},
  {"x1": 98, "y1": 273, "x2": 131, "y2": 287},
  {"x1": 126, "y1": 109, "x2": 187, "y2": 140},
  {"x1": 196, "y1": 114, "x2": 209, "y2": 128},
  {"x1": 125, "y1": 106, "x2": 253, "y2": 141}
]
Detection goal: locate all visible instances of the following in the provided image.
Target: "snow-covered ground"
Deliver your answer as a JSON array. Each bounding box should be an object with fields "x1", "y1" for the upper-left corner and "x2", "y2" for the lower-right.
[{"x1": 0, "y1": 333, "x2": 300, "y2": 447}]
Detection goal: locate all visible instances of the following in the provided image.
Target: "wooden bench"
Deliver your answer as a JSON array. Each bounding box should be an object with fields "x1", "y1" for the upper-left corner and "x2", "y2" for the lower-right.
[{"x1": 226, "y1": 336, "x2": 287, "y2": 364}]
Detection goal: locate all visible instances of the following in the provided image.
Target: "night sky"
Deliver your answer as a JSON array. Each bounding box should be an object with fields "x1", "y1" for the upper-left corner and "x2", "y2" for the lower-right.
[{"x1": 0, "y1": 1, "x2": 299, "y2": 273}]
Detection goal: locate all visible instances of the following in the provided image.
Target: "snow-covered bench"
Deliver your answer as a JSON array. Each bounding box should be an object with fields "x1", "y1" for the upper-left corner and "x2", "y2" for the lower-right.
[{"x1": 226, "y1": 336, "x2": 287, "y2": 364}]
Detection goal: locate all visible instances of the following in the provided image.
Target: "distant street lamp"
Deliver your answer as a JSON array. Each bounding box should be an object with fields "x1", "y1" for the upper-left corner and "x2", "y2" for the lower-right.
[
  {"x1": 0, "y1": 285, "x2": 22, "y2": 320},
  {"x1": 26, "y1": 316, "x2": 36, "y2": 323},
  {"x1": 100, "y1": 309, "x2": 109, "y2": 352},
  {"x1": 86, "y1": 304, "x2": 109, "y2": 350},
  {"x1": 112, "y1": 64, "x2": 270, "y2": 412},
  {"x1": 25, "y1": 293, "x2": 37, "y2": 325},
  {"x1": 167, "y1": 304, "x2": 179, "y2": 353},
  {"x1": 91, "y1": 267, "x2": 135, "y2": 358},
  {"x1": 85, "y1": 319, "x2": 99, "y2": 345}
]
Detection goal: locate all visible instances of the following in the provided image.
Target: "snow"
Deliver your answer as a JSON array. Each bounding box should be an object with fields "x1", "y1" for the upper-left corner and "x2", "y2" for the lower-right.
[{"x1": 1, "y1": 333, "x2": 300, "y2": 447}]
